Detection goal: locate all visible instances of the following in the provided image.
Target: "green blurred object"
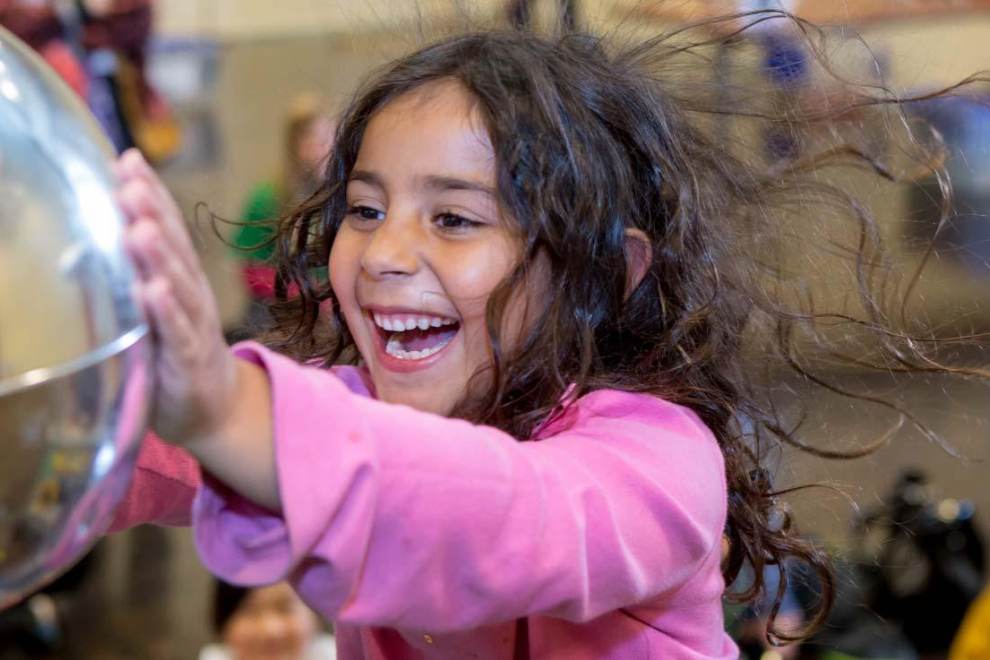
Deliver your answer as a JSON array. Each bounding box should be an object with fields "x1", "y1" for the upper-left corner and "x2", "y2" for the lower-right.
[{"x1": 234, "y1": 181, "x2": 279, "y2": 262}]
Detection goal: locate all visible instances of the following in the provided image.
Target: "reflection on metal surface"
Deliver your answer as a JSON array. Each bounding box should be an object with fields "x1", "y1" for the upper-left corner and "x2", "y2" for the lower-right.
[{"x1": 0, "y1": 25, "x2": 151, "y2": 609}]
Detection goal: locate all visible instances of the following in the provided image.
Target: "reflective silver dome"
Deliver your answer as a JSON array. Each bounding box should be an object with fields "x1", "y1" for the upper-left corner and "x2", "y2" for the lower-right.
[{"x1": 0, "y1": 26, "x2": 151, "y2": 608}]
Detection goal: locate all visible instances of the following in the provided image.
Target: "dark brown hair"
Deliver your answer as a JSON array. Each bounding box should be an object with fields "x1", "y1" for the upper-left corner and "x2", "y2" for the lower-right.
[
  {"x1": 212, "y1": 578, "x2": 250, "y2": 634},
  {"x1": 259, "y1": 11, "x2": 988, "y2": 644}
]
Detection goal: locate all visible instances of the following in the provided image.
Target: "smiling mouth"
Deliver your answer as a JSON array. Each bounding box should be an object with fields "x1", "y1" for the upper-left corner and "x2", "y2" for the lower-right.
[{"x1": 371, "y1": 311, "x2": 461, "y2": 361}]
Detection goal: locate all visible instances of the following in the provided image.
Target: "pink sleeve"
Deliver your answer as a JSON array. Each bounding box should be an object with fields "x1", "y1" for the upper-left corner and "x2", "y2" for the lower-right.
[
  {"x1": 109, "y1": 432, "x2": 201, "y2": 532},
  {"x1": 193, "y1": 344, "x2": 727, "y2": 631}
]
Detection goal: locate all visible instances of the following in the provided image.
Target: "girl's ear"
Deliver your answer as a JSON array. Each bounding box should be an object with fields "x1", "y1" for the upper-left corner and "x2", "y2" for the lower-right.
[{"x1": 623, "y1": 228, "x2": 652, "y2": 300}]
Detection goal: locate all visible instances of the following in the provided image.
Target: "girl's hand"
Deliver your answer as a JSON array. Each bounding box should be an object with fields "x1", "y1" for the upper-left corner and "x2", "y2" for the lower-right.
[{"x1": 116, "y1": 149, "x2": 240, "y2": 447}]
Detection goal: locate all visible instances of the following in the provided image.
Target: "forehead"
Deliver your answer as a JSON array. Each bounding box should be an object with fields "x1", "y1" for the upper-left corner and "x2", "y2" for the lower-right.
[
  {"x1": 244, "y1": 583, "x2": 296, "y2": 608},
  {"x1": 355, "y1": 80, "x2": 495, "y2": 181}
]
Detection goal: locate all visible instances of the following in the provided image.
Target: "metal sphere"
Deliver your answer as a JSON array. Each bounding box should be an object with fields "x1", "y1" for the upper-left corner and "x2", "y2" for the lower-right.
[{"x1": 0, "y1": 26, "x2": 151, "y2": 609}]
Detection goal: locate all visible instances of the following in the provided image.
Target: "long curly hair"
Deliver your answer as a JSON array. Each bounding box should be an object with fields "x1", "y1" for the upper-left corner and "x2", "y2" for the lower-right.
[{"x1": 256, "y1": 12, "x2": 988, "y2": 643}]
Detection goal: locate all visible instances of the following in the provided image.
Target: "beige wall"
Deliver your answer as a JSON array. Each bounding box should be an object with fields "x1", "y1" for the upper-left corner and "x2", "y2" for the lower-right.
[
  {"x1": 864, "y1": 14, "x2": 990, "y2": 87},
  {"x1": 154, "y1": 0, "x2": 626, "y2": 39},
  {"x1": 155, "y1": 0, "x2": 500, "y2": 38}
]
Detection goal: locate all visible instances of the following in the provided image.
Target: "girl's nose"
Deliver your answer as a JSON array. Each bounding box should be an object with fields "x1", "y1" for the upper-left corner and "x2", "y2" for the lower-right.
[{"x1": 359, "y1": 211, "x2": 422, "y2": 279}]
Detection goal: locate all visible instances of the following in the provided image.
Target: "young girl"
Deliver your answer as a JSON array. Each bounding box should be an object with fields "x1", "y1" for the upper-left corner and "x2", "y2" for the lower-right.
[{"x1": 110, "y1": 18, "x2": 971, "y2": 659}]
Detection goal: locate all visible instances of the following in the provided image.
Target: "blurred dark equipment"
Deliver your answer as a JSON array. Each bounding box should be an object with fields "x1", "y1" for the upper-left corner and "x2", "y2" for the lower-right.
[
  {"x1": 730, "y1": 557, "x2": 918, "y2": 659},
  {"x1": 852, "y1": 469, "x2": 986, "y2": 655},
  {"x1": 731, "y1": 469, "x2": 986, "y2": 658},
  {"x1": 798, "y1": 556, "x2": 918, "y2": 660},
  {"x1": 0, "y1": 547, "x2": 99, "y2": 660}
]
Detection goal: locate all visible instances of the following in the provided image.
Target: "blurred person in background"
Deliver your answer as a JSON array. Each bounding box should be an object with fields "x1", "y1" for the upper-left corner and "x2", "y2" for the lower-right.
[
  {"x1": 78, "y1": 0, "x2": 180, "y2": 160},
  {"x1": 0, "y1": 0, "x2": 88, "y2": 97},
  {"x1": 228, "y1": 94, "x2": 336, "y2": 340},
  {"x1": 200, "y1": 579, "x2": 335, "y2": 660},
  {"x1": 0, "y1": 0, "x2": 179, "y2": 158}
]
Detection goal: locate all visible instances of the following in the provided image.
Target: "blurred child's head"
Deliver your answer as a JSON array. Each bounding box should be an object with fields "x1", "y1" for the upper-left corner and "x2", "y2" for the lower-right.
[
  {"x1": 282, "y1": 94, "x2": 336, "y2": 200},
  {"x1": 213, "y1": 580, "x2": 320, "y2": 660}
]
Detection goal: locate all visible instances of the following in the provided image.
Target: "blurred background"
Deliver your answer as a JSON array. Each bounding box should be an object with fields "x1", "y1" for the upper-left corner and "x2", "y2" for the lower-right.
[{"x1": 2, "y1": 1, "x2": 990, "y2": 658}]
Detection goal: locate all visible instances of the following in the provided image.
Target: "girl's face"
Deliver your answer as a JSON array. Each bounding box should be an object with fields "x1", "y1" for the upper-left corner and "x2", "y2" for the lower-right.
[
  {"x1": 330, "y1": 80, "x2": 526, "y2": 415},
  {"x1": 222, "y1": 583, "x2": 318, "y2": 660}
]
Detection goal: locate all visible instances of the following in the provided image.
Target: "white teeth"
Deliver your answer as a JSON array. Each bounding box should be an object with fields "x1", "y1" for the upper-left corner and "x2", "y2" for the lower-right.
[
  {"x1": 372, "y1": 312, "x2": 458, "y2": 332},
  {"x1": 385, "y1": 333, "x2": 454, "y2": 360},
  {"x1": 372, "y1": 310, "x2": 458, "y2": 361}
]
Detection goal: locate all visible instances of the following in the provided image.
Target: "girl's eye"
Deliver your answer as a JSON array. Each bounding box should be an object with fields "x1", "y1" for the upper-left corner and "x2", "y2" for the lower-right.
[
  {"x1": 435, "y1": 212, "x2": 481, "y2": 231},
  {"x1": 346, "y1": 205, "x2": 385, "y2": 222}
]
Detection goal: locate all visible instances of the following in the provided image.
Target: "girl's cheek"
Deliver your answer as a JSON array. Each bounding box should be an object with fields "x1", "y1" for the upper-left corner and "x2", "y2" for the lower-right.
[
  {"x1": 327, "y1": 241, "x2": 349, "y2": 296},
  {"x1": 328, "y1": 238, "x2": 362, "y2": 323}
]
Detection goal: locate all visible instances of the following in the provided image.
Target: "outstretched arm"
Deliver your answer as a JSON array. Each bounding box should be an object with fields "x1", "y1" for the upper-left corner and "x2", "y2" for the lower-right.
[
  {"x1": 195, "y1": 344, "x2": 728, "y2": 631},
  {"x1": 117, "y1": 150, "x2": 281, "y2": 511}
]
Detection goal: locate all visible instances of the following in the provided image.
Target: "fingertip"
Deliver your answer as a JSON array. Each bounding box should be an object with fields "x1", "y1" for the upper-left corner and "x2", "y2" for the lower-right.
[
  {"x1": 120, "y1": 148, "x2": 144, "y2": 167},
  {"x1": 115, "y1": 149, "x2": 139, "y2": 177},
  {"x1": 118, "y1": 150, "x2": 157, "y2": 186},
  {"x1": 132, "y1": 150, "x2": 156, "y2": 179},
  {"x1": 145, "y1": 276, "x2": 173, "y2": 312},
  {"x1": 126, "y1": 217, "x2": 164, "y2": 269},
  {"x1": 115, "y1": 185, "x2": 137, "y2": 219},
  {"x1": 125, "y1": 216, "x2": 149, "y2": 247}
]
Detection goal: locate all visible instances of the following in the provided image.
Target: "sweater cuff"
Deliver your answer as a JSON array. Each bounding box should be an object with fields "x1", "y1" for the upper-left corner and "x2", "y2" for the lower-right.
[
  {"x1": 192, "y1": 342, "x2": 366, "y2": 590},
  {"x1": 192, "y1": 342, "x2": 295, "y2": 584}
]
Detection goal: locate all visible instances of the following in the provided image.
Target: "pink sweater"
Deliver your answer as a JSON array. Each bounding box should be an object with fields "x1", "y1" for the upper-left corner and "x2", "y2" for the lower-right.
[{"x1": 112, "y1": 343, "x2": 736, "y2": 659}]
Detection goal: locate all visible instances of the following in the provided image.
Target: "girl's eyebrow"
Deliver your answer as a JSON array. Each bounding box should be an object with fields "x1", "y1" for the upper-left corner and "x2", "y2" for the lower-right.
[
  {"x1": 347, "y1": 171, "x2": 494, "y2": 198},
  {"x1": 348, "y1": 170, "x2": 385, "y2": 189},
  {"x1": 421, "y1": 175, "x2": 495, "y2": 198}
]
